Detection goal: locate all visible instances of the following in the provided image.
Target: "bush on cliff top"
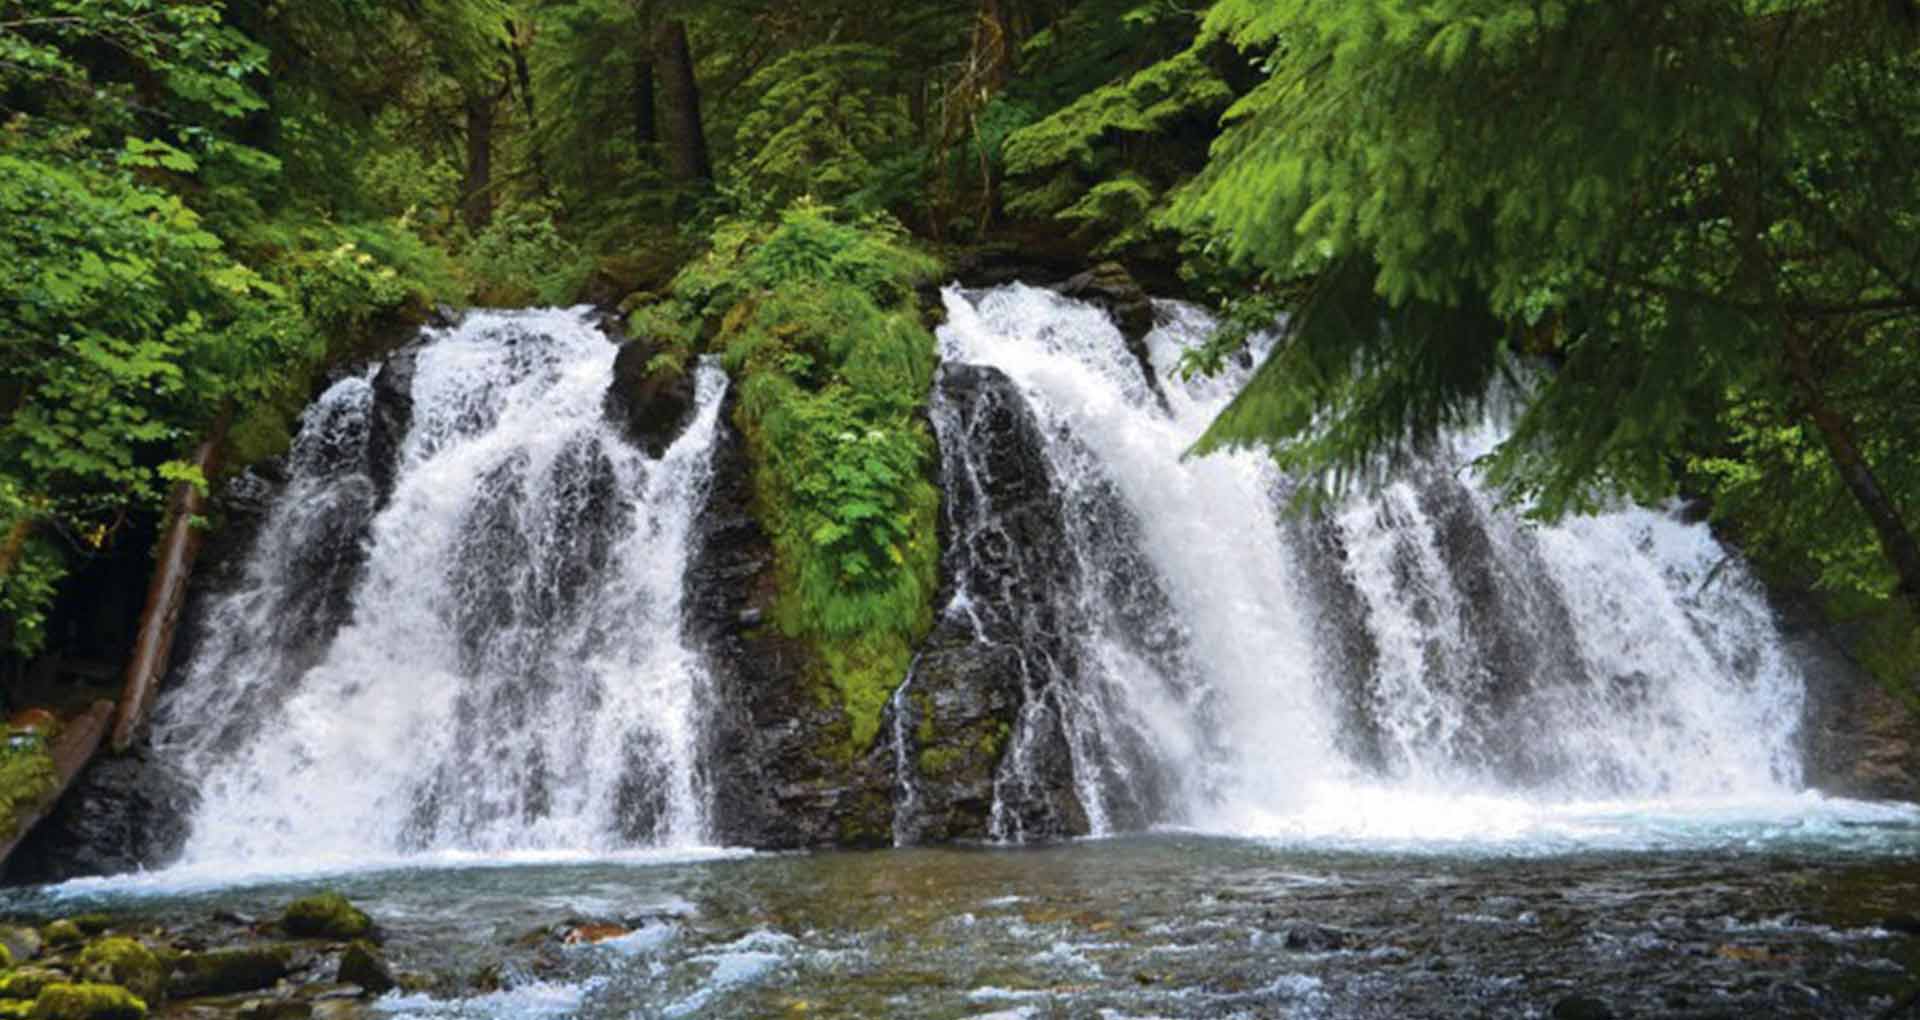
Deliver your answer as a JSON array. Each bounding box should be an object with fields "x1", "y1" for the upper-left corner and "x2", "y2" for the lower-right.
[{"x1": 639, "y1": 202, "x2": 941, "y2": 752}]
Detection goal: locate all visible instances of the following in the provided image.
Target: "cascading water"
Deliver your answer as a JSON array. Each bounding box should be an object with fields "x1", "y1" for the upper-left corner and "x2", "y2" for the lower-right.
[
  {"x1": 933, "y1": 283, "x2": 1813, "y2": 843},
  {"x1": 152, "y1": 309, "x2": 728, "y2": 867}
]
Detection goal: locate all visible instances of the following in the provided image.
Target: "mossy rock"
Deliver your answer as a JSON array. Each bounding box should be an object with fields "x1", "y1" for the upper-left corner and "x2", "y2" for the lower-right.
[
  {"x1": 168, "y1": 945, "x2": 292, "y2": 999},
  {"x1": 27, "y1": 983, "x2": 145, "y2": 1020},
  {"x1": 0, "y1": 925, "x2": 44, "y2": 965},
  {"x1": 75, "y1": 939, "x2": 164, "y2": 1005},
  {"x1": 0, "y1": 969, "x2": 64, "y2": 1002},
  {"x1": 281, "y1": 894, "x2": 372, "y2": 941},
  {"x1": 63, "y1": 921, "x2": 108, "y2": 939},
  {"x1": 0, "y1": 944, "x2": 12, "y2": 970},
  {"x1": 336, "y1": 941, "x2": 394, "y2": 995},
  {"x1": 37, "y1": 925, "x2": 80, "y2": 951},
  {"x1": 0, "y1": 1000, "x2": 30, "y2": 1020}
]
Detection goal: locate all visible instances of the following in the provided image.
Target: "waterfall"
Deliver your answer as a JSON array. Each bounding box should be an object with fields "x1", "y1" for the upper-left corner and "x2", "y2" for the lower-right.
[
  {"x1": 153, "y1": 309, "x2": 728, "y2": 865},
  {"x1": 933, "y1": 284, "x2": 1807, "y2": 840}
]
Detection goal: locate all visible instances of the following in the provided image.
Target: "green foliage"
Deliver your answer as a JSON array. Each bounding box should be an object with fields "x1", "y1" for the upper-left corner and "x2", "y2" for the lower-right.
[
  {"x1": 0, "y1": 738, "x2": 58, "y2": 839},
  {"x1": 1177, "y1": 0, "x2": 1920, "y2": 618},
  {"x1": 462, "y1": 200, "x2": 592, "y2": 307},
  {"x1": 732, "y1": 45, "x2": 917, "y2": 210},
  {"x1": 647, "y1": 203, "x2": 941, "y2": 749},
  {"x1": 998, "y1": 7, "x2": 1228, "y2": 252}
]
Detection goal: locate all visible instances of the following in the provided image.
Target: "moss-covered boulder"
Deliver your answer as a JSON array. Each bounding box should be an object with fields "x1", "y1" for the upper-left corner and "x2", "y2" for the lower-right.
[
  {"x1": 0, "y1": 943, "x2": 13, "y2": 969},
  {"x1": 282, "y1": 894, "x2": 372, "y2": 941},
  {"x1": 0, "y1": 969, "x2": 63, "y2": 1002},
  {"x1": 168, "y1": 945, "x2": 292, "y2": 998},
  {"x1": 336, "y1": 941, "x2": 393, "y2": 995},
  {"x1": 37, "y1": 924, "x2": 81, "y2": 951},
  {"x1": 27, "y1": 983, "x2": 145, "y2": 1020},
  {"x1": 0, "y1": 926, "x2": 41, "y2": 965},
  {"x1": 75, "y1": 939, "x2": 164, "y2": 1005}
]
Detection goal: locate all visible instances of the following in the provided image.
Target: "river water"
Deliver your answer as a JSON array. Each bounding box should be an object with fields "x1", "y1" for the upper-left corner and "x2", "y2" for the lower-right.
[{"x1": 10, "y1": 813, "x2": 1920, "y2": 1019}]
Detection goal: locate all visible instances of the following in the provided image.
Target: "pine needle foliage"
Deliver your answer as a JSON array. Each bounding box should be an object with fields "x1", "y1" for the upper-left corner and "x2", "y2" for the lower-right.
[
  {"x1": 1179, "y1": 0, "x2": 1920, "y2": 535},
  {"x1": 640, "y1": 203, "x2": 942, "y2": 751}
]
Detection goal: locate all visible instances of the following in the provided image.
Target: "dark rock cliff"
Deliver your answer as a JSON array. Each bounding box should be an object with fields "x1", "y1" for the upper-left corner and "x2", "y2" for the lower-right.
[{"x1": 685, "y1": 399, "x2": 896, "y2": 849}]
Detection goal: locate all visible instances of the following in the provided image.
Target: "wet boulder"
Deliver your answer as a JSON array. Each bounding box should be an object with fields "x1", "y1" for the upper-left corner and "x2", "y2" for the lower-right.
[
  {"x1": 76, "y1": 939, "x2": 165, "y2": 1006},
  {"x1": 25, "y1": 982, "x2": 147, "y2": 1020},
  {"x1": 366, "y1": 341, "x2": 422, "y2": 509},
  {"x1": 1054, "y1": 262, "x2": 1161, "y2": 400},
  {"x1": 604, "y1": 338, "x2": 696, "y2": 458},
  {"x1": 0, "y1": 925, "x2": 42, "y2": 965},
  {"x1": 281, "y1": 895, "x2": 373, "y2": 942},
  {"x1": 3, "y1": 751, "x2": 195, "y2": 885},
  {"x1": 168, "y1": 946, "x2": 293, "y2": 999},
  {"x1": 335, "y1": 942, "x2": 393, "y2": 996}
]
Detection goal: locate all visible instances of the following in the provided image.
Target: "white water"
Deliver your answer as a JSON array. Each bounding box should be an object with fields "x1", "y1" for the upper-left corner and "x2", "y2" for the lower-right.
[
  {"x1": 934, "y1": 284, "x2": 1892, "y2": 844},
  {"x1": 154, "y1": 309, "x2": 728, "y2": 867}
]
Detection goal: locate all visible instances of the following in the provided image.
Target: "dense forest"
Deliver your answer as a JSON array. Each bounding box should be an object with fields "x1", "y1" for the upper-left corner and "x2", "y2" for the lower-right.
[{"x1": 2, "y1": 0, "x2": 1918, "y2": 708}]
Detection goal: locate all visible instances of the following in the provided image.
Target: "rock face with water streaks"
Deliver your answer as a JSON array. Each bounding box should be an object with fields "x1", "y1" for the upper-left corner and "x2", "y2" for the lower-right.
[
  {"x1": 890, "y1": 364, "x2": 1092, "y2": 844},
  {"x1": 687, "y1": 400, "x2": 896, "y2": 849}
]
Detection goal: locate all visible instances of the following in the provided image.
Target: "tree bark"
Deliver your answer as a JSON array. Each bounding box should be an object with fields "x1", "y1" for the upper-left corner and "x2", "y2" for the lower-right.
[
  {"x1": 1783, "y1": 326, "x2": 1920, "y2": 617},
  {"x1": 111, "y1": 421, "x2": 226, "y2": 753},
  {"x1": 653, "y1": 20, "x2": 712, "y2": 183},
  {"x1": 508, "y1": 28, "x2": 550, "y2": 196},
  {"x1": 463, "y1": 88, "x2": 500, "y2": 231},
  {"x1": 633, "y1": 58, "x2": 658, "y2": 151}
]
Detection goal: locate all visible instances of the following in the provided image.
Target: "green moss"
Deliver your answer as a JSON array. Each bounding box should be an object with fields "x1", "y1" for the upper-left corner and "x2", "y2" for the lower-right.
[
  {"x1": 0, "y1": 970, "x2": 62, "y2": 1002},
  {"x1": 167, "y1": 946, "x2": 292, "y2": 998},
  {"x1": 0, "y1": 1001, "x2": 30, "y2": 1020},
  {"x1": 64, "y1": 919, "x2": 109, "y2": 939},
  {"x1": 37, "y1": 924, "x2": 80, "y2": 951},
  {"x1": 652, "y1": 203, "x2": 944, "y2": 751},
  {"x1": 27, "y1": 984, "x2": 145, "y2": 1020},
  {"x1": 0, "y1": 944, "x2": 12, "y2": 969},
  {"x1": 0, "y1": 744, "x2": 58, "y2": 840},
  {"x1": 76, "y1": 939, "x2": 163, "y2": 1005},
  {"x1": 918, "y1": 745, "x2": 964, "y2": 777},
  {"x1": 282, "y1": 893, "x2": 373, "y2": 940}
]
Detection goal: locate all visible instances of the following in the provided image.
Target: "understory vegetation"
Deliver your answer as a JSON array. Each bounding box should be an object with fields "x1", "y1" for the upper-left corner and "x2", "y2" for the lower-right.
[{"x1": 3, "y1": 0, "x2": 1918, "y2": 708}]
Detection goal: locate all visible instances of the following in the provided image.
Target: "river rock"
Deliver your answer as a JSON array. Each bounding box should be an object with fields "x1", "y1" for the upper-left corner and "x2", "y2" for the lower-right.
[
  {"x1": 281, "y1": 895, "x2": 373, "y2": 942},
  {"x1": 0, "y1": 924, "x2": 44, "y2": 964},
  {"x1": 27, "y1": 982, "x2": 147, "y2": 1020},
  {"x1": 1053, "y1": 262, "x2": 1162, "y2": 402},
  {"x1": 604, "y1": 338, "x2": 696, "y2": 458},
  {"x1": 77, "y1": 938, "x2": 166, "y2": 1005},
  {"x1": 366, "y1": 340, "x2": 422, "y2": 510},
  {"x1": 2, "y1": 748, "x2": 196, "y2": 885},
  {"x1": 335, "y1": 942, "x2": 393, "y2": 996},
  {"x1": 169, "y1": 946, "x2": 293, "y2": 998},
  {"x1": 1549, "y1": 995, "x2": 1614, "y2": 1020}
]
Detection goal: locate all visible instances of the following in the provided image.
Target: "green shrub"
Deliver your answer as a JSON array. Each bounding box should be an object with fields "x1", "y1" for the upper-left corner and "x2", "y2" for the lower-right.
[
  {"x1": 646, "y1": 202, "x2": 942, "y2": 750},
  {"x1": 463, "y1": 200, "x2": 591, "y2": 307}
]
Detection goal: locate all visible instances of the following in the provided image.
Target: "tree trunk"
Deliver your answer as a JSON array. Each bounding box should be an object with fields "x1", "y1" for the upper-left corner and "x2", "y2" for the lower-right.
[
  {"x1": 653, "y1": 20, "x2": 712, "y2": 183},
  {"x1": 509, "y1": 29, "x2": 549, "y2": 196},
  {"x1": 1783, "y1": 326, "x2": 1920, "y2": 617},
  {"x1": 463, "y1": 89, "x2": 499, "y2": 231},
  {"x1": 633, "y1": 58, "x2": 658, "y2": 151},
  {"x1": 111, "y1": 422, "x2": 226, "y2": 753}
]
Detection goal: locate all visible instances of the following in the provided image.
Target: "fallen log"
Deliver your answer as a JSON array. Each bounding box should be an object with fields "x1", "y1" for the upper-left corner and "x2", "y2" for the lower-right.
[{"x1": 111, "y1": 423, "x2": 226, "y2": 752}]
